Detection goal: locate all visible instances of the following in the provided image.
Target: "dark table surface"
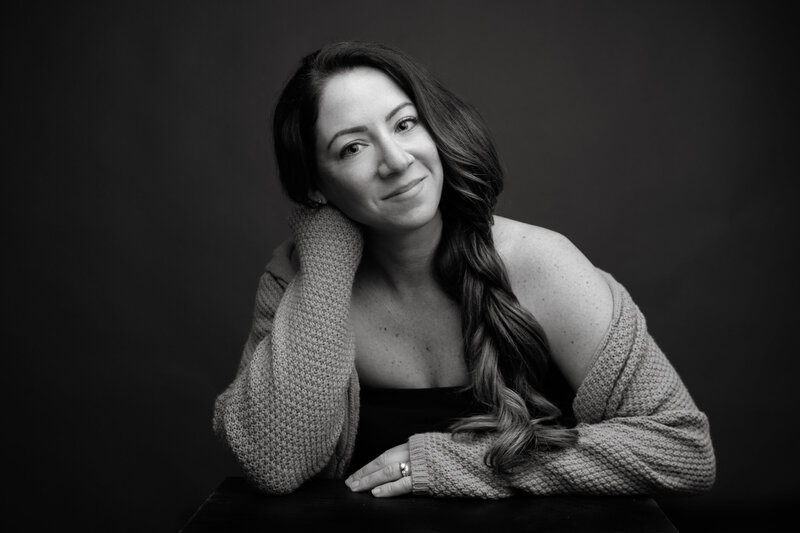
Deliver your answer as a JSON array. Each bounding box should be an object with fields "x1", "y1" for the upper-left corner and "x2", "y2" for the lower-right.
[{"x1": 180, "y1": 477, "x2": 680, "y2": 532}]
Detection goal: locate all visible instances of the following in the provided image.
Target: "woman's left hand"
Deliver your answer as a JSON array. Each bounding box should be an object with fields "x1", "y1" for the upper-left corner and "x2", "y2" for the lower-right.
[{"x1": 345, "y1": 443, "x2": 412, "y2": 498}]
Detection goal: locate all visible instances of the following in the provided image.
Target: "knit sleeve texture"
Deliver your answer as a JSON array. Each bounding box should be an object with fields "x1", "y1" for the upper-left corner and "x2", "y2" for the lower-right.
[
  {"x1": 408, "y1": 271, "x2": 716, "y2": 498},
  {"x1": 212, "y1": 206, "x2": 364, "y2": 494}
]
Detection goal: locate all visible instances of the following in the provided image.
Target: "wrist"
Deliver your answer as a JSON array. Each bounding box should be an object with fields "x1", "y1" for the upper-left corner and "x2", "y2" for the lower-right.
[{"x1": 289, "y1": 205, "x2": 364, "y2": 276}]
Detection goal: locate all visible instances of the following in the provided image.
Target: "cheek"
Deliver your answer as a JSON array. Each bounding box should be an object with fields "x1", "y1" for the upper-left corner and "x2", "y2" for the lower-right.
[
  {"x1": 417, "y1": 134, "x2": 443, "y2": 172},
  {"x1": 318, "y1": 167, "x2": 375, "y2": 213},
  {"x1": 318, "y1": 161, "x2": 359, "y2": 195}
]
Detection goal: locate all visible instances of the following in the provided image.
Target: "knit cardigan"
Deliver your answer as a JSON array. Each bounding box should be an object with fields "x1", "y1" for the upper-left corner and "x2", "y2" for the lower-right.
[{"x1": 213, "y1": 206, "x2": 716, "y2": 498}]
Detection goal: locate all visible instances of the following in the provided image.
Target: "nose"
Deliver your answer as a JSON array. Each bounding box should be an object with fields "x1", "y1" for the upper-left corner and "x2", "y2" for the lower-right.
[{"x1": 377, "y1": 138, "x2": 414, "y2": 178}]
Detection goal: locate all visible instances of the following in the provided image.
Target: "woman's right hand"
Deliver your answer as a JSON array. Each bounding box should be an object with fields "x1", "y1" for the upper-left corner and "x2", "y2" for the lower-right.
[{"x1": 289, "y1": 204, "x2": 364, "y2": 277}]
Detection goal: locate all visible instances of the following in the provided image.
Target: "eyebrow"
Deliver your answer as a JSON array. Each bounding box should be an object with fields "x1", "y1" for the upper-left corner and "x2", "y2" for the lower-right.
[{"x1": 325, "y1": 102, "x2": 414, "y2": 151}]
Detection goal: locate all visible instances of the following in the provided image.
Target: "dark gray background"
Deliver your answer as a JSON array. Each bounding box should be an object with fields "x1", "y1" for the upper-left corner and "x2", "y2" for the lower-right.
[{"x1": 5, "y1": 1, "x2": 796, "y2": 531}]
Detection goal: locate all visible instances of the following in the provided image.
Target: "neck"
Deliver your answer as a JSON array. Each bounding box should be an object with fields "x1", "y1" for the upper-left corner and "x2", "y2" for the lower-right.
[{"x1": 360, "y1": 212, "x2": 444, "y2": 294}]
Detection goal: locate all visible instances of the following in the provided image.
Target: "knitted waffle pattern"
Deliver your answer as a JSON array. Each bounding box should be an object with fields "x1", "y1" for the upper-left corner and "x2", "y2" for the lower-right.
[
  {"x1": 407, "y1": 273, "x2": 716, "y2": 498},
  {"x1": 213, "y1": 206, "x2": 363, "y2": 494},
  {"x1": 214, "y1": 208, "x2": 716, "y2": 497}
]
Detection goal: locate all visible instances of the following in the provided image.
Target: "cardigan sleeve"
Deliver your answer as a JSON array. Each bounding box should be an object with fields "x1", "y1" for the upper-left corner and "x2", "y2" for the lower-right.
[
  {"x1": 212, "y1": 206, "x2": 363, "y2": 494},
  {"x1": 407, "y1": 272, "x2": 716, "y2": 498}
]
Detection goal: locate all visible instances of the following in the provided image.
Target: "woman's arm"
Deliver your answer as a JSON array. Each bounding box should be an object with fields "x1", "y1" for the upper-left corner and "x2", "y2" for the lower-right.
[
  {"x1": 212, "y1": 206, "x2": 363, "y2": 494},
  {"x1": 407, "y1": 272, "x2": 716, "y2": 498}
]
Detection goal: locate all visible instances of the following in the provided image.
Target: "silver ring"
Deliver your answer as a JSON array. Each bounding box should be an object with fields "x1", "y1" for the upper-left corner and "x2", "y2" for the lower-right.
[{"x1": 399, "y1": 461, "x2": 410, "y2": 478}]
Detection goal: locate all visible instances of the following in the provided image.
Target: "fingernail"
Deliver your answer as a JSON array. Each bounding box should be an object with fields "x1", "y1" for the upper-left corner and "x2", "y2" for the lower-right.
[
  {"x1": 350, "y1": 478, "x2": 359, "y2": 489},
  {"x1": 372, "y1": 486, "x2": 381, "y2": 496}
]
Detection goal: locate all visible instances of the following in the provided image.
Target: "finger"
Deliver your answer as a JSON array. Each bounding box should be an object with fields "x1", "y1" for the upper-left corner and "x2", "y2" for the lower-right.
[
  {"x1": 353, "y1": 459, "x2": 404, "y2": 492},
  {"x1": 346, "y1": 443, "x2": 409, "y2": 489},
  {"x1": 346, "y1": 453, "x2": 391, "y2": 490},
  {"x1": 371, "y1": 475, "x2": 413, "y2": 498}
]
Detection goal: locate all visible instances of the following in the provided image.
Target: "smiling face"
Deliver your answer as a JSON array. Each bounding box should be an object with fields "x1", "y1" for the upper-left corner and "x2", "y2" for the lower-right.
[{"x1": 314, "y1": 67, "x2": 444, "y2": 234}]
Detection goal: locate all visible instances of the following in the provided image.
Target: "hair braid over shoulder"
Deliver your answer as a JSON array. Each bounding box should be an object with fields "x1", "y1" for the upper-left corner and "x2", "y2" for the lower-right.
[
  {"x1": 434, "y1": 159, "x2": 578, "y2": 476},
  {"x1": 437, "y1": 219, "x2": 578, "y2": 475}
]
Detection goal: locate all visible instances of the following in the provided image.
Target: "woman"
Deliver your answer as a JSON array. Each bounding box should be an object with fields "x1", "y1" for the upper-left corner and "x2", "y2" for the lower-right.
[{"x1": 213, "y1": 41, "x2": 716, "y2": 499}]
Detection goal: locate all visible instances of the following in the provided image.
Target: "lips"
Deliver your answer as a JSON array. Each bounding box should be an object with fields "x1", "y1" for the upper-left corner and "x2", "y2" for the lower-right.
[{"x1": 382, "y1": 176, "x2": 426, "y2": 200}]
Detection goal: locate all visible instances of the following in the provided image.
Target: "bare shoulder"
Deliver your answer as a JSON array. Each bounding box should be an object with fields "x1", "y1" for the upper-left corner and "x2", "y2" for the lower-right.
[{"x1": 492, "y1": 215, "x2": 613, "y2": 391}]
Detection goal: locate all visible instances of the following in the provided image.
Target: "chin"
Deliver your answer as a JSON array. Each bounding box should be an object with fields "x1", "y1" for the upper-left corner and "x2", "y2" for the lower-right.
[{"x1": 381, "y1": 203, "x2": 441, "y2": 233}]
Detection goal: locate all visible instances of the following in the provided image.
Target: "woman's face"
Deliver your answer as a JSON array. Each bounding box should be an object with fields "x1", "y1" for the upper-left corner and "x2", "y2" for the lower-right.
[{"x1": 314, "y1": 67, "x2": 444, "y2": 234}]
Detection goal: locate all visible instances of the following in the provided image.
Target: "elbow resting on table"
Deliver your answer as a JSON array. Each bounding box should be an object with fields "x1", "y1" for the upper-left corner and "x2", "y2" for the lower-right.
[
  {"x1": 242, "y1": 465, "x2": 305, "y2": 496},
  {"x1": 213, "y1": 399, "x2": 337, "y2": 496},
  {"x1": 216, "y1": 422, "x2": 307, "y2": 495},
  {"x1": 657, "y1": 411, "x2": 717, "y2": 494},
  {"x1": 683, "y1": 418, "x2": 716, "y2": 493}
]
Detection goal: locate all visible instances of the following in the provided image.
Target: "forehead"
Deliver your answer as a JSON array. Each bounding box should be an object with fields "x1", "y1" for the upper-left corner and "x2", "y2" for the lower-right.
[{"x1": 316, "y1": 67, "x2": 411, "y2": 132}]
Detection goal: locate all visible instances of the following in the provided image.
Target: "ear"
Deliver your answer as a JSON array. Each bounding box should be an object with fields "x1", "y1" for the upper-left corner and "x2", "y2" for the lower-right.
[{"x1": 309, "y1": 190, "x2": 328, "y2": 205}]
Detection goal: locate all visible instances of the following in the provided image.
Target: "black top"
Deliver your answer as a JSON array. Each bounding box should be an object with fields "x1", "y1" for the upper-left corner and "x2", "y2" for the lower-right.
[{"x1": 348, "y1": 364, "x2": 577, "y2": 476}]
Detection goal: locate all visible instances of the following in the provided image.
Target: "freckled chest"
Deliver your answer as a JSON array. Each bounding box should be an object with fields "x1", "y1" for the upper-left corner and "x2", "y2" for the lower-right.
[{"x1": 350, "y1": 283, "x2": 468, "y2": 388}]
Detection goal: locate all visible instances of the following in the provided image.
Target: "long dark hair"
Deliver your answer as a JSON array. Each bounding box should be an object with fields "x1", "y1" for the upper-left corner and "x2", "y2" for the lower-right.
[{"x1": 273, "y1": 41, "x2": 578, "y2": 476}]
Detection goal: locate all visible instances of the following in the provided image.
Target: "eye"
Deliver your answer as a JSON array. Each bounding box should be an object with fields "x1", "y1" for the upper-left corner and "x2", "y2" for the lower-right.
[
  {"x1": 339, "y1": 142, "x2": 365, "y2": 159},
  {"x1": 396, "y1": 117, "x2": 418, "y2": 133}
]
